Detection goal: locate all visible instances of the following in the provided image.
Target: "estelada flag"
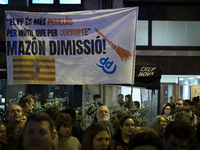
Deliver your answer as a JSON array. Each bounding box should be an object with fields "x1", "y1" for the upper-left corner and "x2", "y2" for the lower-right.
[{"x1": 13, "y1": 56, "x2": 56, "y2": 84}]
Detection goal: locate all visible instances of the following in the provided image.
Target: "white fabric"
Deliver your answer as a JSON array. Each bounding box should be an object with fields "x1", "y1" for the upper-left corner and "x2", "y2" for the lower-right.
[{"x1": 5, "y1": 8, "x2": 138, "y2": 85}]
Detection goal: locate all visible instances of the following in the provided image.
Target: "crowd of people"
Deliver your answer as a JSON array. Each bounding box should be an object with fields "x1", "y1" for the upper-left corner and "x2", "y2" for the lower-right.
[{"x1": 0, "y1": 94, "x2": 200, "y2": 150}]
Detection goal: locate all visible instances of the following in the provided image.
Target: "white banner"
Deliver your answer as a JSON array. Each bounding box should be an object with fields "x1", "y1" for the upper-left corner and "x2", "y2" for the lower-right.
[{"x1": 5, "y1": 8, "x2": 138, "y2": 85}]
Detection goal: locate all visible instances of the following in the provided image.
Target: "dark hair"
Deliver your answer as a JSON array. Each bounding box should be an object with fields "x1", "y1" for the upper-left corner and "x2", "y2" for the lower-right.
[
  {"x1": 112, "y1": 116, "x2": 135, "y2": 142},
  {"x1": 133, "y1": 101, "x2": 140, "y2": 108},
  {"x1": 45, "y1": 106, "x2": 61, "y2": 121},
  {"x1": 163, "y1": 121, "x2": 193, "y2": 140},
  {"x1": 112, "y1": 111, "x2": 124, "y2": 120},
  {"x1": 192, "y1": 96, "x2": 199, "y2": 104},
  {"x1": 129, "y1": 128, "x2": 164, "y2": 150},
  {"x1": 24, "y1": 112, "x2": 54, "y2": 133},
  {"x1": 118, "y1": 94, "x2": 124, "y2": 97},
  {"x1": 177, "y1": 99, "x2": 186, "y2": 106},
  {"x1": 161, "y1": 103, "x2": 172, "y2": 115},
  {"x1": 93, "y1": 94, "x2": 101, "y2": 100},
  {"x1": 54, "y1": 113, "x2": 72, "y2": 132},
  {"x1": 190, "y1": 101, "x2": 196, "y2": 107},
  {"x1": 125, "y1": 94, "x2": 132, "y2": 102},
  {"x1": 62, "y1": 107, "x2": 76, "y2": 122},
  {"x1": 175, "y1": 111, "x2": 190, "y2": 123},
  {"x1": 19, "y1": 94, "x2": 34, "y2": 108},
  {"x1": 82, "y1": 123, "x2": 112, "y2": 150},
  {"x1": 185, "y1": 100, "x2": 191, "y2": 105}
]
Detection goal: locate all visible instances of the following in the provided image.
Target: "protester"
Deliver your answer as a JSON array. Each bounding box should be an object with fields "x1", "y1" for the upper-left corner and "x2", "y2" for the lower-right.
[
  {"x1": 112, "y1": 116, "x2": 135, "y2": 150},
  {"x1": 46, "y1": 106, "x2": 61, "y2": 121},
  {"x1": 23, "y1": 112, "x2": 55, "y2": 150},
  {"x1": 129, "y1": 127, "x2": 164, "y2": 150},
  {"x1": 18, "y1": 94, "x2": 34, "y2": 116},
  {"x1": 111, "y1": 111, "x2": 124, "y2": 130},
  {"x1": 176, "y1": 99, "x2": 185, "y2": 112},
  {"x1": 55, "y1": 113, "x2": 82, "y2": 150},
  {"x1": 163, "y1": 121, "x2": 193, "y2": 150},
  {"x1": 152, "y1": 115, "x2": 167, "y2": 136},
  {"x1": 114, "y1": 94, "x2": 124, "y2": 111},
  {"x1": 62, "y1": 107, "x2": 84, "y2": 144},
  {"x1": 96, "y1": 106, "x2": 115, "y2": 137},
  {"x1": 175, "y1": 111, "x2": 190, "y2": 123},
  {"x1": 0, "y1": 122, "x2": 7, "y2": 150},
  {"x1": 190, "y1": 101, "x2": 198, "y2": 127},
  {"x1": 6, "y1": 104, "x2": 25, "y2": 150},
  {"x1": 161, "y1": 103, "x2": 173, "y2": 124},
  {"x1": 132, "y1": 101, "x2": 140, "y2": 109},
  {"x1": 82, "y1": 123, "x2": 114, "y2": 150},
  {"x1": 124, "y1": 94, "x2": 132, "y2": 108},
  {"x1": 87, "y1": 94, "x2": 102, "y2": 116}
]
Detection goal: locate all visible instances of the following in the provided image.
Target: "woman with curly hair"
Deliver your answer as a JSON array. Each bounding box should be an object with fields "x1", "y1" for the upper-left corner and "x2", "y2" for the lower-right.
[
  {"x1": 152, "y1": 115, "x2": 167, "y2": 136},
  {"x1": 82, "y1": 123, "x2": 114, "y2": 150},
  {"x1": 161, "y1": 103, "x2": 173, "y2": 124},
  {"x1": 112, "y1": 116, "x2": 136, "y2": 150}
]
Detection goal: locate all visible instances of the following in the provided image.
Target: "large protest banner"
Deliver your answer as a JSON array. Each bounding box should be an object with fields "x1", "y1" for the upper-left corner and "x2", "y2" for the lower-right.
[{"x1": 5, "y1": 8, "x2": 138, "y2": 85}]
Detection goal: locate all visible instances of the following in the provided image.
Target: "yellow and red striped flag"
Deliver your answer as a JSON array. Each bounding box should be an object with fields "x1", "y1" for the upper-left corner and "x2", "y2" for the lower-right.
[{"x1": 13, "y1": 56, "x2": 56, "y2": 84}]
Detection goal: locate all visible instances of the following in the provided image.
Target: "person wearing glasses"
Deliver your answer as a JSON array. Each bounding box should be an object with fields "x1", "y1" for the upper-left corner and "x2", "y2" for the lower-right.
[
  {"x1": 161, "y1": 103, "x2": 173, "y2": 124},
  {"x1": 112, "y1": 116, "x2": 136, "y2": 150}
]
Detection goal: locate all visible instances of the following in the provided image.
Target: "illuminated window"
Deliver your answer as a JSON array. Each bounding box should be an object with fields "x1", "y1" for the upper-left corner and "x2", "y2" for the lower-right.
[
  {"x1": 32, "y1": 0, "x2": 53, "y2": 4},
  {"x1": 60, "y1": 0, "x2": 81, "y2": 4},
  {"x1": 0, "y1": 0, "x2": 8, "y2": 5}
]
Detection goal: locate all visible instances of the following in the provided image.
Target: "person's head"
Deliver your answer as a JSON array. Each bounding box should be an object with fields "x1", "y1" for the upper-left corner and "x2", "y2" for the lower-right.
[
  {"x1": 23, "y1": 112, "x2": 55, "y2": 150},
  {"x1": 163, "y1": 121, "x2": 193, "y2": 150},
  {"x1": 125, "y1": 94, "x2": 132, "y2": 104},
  {"x1": 93, "y1": 94, "x2": 101, "y2": 103},
  {"x1": 82, "y1": 123, "x2": 111, "y2": 150},
  {"x1": 19, "y1": 94, "x2": 34, "y2": 114},
  {"x1": 192, "y1": 96, "x2": 199, "y2": 105},
  {"x1": 6, "y1": 104, "x2": 24, "y2": 124},
  {"x1": 54, "y1": 113, "x2": 72, "y2": 139},
  {"x1": 118, "y1": 94, "x2": 124, "y2": 104},
  {"x1": 185, "y1": 100, "x2": 191, "y2": 111},
  {"x1": 175, "y1": 111, "x2": 190, "y2": 123},
  {"x1": 97, "y1": 106, "x2": 110, "y2": 123},
  {"x1": 0, "y1": 122, "x2": 6, "y2": 144},
  {"x1": 111, "y1": 111, "x2": 124, "y2": 127},
  {"x1": 113, "y1": 116, "x2": 135, "y2": 141},
  {"x1": 133, "y1": 101, "x2": 140, "y2": 109},
  {"x1": 46, "y1": 106, "x2": 61, "y2": 121},
  {"x1": 152, "y1": 115, "x2": 167, "y2": 134},
  {"x1": 169, "y1": 95, "x2": 174, "y2": 104},
  {"x1": 190, "y1": 101, "x2": 196, "y2": 114},
  {"x1": 129, "y1": 128, "x2": 164, "y2": 150},
  {"x1": 161, "y1": 103, "x2": 172, "y2": 116},
  {"x1": 62, "y1": 107, "x2": 76, "y2": 123},
  {"x1": 176, "y1": 99, "x2": 185, "y2": 112}
]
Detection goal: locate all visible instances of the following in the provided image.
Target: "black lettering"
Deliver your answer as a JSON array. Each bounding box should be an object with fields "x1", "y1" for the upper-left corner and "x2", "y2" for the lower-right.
[
  {"x1": 61, "y1": 40, "x2": 72, "y2": 55},
  {"x1": 49, "y1": 41, "x2": 57, "y2": 55},
  {"x1": 18, "y1": 41, "x2": 25, "y2": 55},
  {"x1": 7, "y1": 41, "x2": 17, "y2": 55},
  {"x1": 25, "y1": 41, "x2": 31, "y2": 55},
  {"x1": 38, "y1": 41, "x2": 45, "y2": 55},
  {"x1": 31, "y1": 41, "x2": 38, "y2": 55},
  {"x1": 95, "y1": 39, "x2": 102, "y2": 54},
  {"x1": 84, "y1": 40, "x2": 91, "y2": 55},
  {"x1": 76, "y1": 40, "x2": 83, "y2": 55}
]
